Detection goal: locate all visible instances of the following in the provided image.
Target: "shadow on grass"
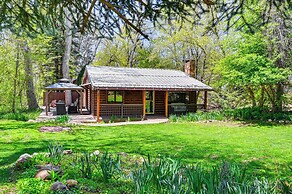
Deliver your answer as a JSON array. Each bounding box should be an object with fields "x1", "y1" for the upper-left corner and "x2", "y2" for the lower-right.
[
  {"x1": 0, "y1": 121, "x2": 40, "y2": 131},
  {"x1": 240, "y1": 120, "x2": 291, "y2": 127},
  {"x1": 0, "y1": 146, "x2": 47, "y2": 184}
]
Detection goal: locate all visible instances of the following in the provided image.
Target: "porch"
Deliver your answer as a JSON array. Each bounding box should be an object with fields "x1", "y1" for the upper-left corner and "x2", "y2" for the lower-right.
[{"x1": 83, "y1": 89, "x2": 209, "y2": 122}]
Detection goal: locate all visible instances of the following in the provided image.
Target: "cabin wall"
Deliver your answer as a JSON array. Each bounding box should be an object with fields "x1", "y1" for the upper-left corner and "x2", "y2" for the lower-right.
[
  {"x1": 189, "y1": 91, "x2": 197, "y2": 112},
  {"x1": 91, "y1": 90, "x2": 107, "y2": 116},
  {"x1": 90, "y1": 89, "x2": 200, "y2": 118},
  {"x1": 91, "y1": 90, "x2": 144, "y2": 117},
  {"x1": 154, "y1": 91, "x2": 165, "y2": 115},
  {"x1": 124, "y1": 91, "x2": 143, "y2": 104}
]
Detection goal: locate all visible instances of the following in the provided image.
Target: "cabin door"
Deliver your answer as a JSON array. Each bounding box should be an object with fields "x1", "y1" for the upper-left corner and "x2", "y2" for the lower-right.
[{"x1": 146, "y1": 91, "x2": 154, "y2": 114}]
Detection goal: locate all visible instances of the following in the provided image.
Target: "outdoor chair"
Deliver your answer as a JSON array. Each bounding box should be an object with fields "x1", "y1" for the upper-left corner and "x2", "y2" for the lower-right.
[{"x1": 56, "y1": 101, "x2": 66, "y2": 115}]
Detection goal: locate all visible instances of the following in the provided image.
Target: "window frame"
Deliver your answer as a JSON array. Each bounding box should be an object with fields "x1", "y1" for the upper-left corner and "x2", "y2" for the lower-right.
[{"x1": 107, "y1": 91, "x2": 123, "y2": 104}]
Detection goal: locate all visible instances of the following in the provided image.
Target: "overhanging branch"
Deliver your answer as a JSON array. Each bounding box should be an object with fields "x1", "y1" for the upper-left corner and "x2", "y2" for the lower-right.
[{"x1": 99, "y1": 0, "x2": 149, "y2": 40}]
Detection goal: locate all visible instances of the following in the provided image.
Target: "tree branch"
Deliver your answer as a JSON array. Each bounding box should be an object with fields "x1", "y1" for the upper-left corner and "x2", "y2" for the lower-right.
[
  {"x1": 99, "y1": 0, "x2": 149, "y2": 40},
  {"x1": 80, "y1": 0, "x2": 97, "y2": 33}
]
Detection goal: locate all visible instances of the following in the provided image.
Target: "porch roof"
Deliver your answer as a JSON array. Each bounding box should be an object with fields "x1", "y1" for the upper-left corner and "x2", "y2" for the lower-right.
[
  {"x1": 85, "y1": 66, "x2": 213, "y2": 91},
  {"x1": 45, "y1": 81, "x2": 83, "y2": 91}
]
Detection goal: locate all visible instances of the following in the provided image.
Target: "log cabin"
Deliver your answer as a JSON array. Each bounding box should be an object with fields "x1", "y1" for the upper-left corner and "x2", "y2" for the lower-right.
[{"x1": 82, "y1": 63, "x2": 213, "y2": 122}]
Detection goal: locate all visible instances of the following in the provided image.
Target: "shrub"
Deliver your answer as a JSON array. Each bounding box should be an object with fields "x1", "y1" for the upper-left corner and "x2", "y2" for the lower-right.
[
  {"x1": 17, "y1": 178, "x2": 49, "y2": 194},
  {"x1": 169, "y1": 107, "x2": 291, "y2": 123},
  {"x1": 0, "y1": 109, "x2": 41, "y2": 121},
  {"x1": 99, "y1": 152, "x2": 121, "y2": 183},
  {"x1": 55, "y1": 115, "x2": 70, "y2": 123},
  {"x1": 48, "y1": 142, "x2": 64, "y2": 164},
  {"x1": 132, "y1": 156, "x2": 292, "y2": 194},
  {"x1": 77, "y1": 152, "x2": 97, "y2": 179}
]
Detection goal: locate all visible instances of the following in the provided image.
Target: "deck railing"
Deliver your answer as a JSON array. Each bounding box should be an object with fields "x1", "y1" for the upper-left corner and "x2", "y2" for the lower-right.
[
  {"x1": 100, "y1": 104, "x2": 143, "y2": 117},
  {"x1": 168, "y1": 103, "x2": 205, "y2": 115}
]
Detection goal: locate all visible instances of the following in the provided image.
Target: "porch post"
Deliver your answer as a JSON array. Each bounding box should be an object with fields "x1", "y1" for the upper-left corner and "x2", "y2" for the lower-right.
[
  {"x1": 96, "y1": 90, "x2": 101, "y2": 122},
  {"x1": 45, "y1": 91, "x2": 49, "y2": 116},
  {"x1": 204, "y1": 91, "x2": 208, "y2": 110},
  {"x1": 85, "y1": 88, "x2": 88, "y2": 110},
  {"x1": 165, "y1": 91, "x2": 168, "y2": 117},
  {"x1": 142, "y1": 90, "x2": 146, "y2": 118},
  {"x1": 45, "y1": 90, "x2": 52, "y2": 116},
  {"x1": 80, "y1": 90, "x2": 83, "y2": 115},
  {"x1": 194, "y1": 91, "x2": 197, "y2": 112}
]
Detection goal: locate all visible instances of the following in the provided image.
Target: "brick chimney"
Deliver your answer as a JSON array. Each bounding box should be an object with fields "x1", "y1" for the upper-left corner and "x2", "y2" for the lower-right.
[{"x1": 184, "y1": 60, "x2": 195, "y2": 77}]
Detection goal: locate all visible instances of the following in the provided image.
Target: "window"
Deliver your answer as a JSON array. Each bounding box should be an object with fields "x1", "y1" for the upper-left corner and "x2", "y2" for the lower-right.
[
  {"x1": 168, "y1": 92, "x2": 189, "y2": 104},
  {"x1": 107, "y1": 91, "x2": 123, "y2": 103}
]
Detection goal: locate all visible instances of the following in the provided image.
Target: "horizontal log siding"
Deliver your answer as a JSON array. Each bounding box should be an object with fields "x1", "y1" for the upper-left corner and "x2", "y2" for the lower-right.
[
  {"x1": 92, "y1": 90, "x2": 107, "y2": 116},
  {"x1": 155, "y1": 91, "x2": 165, "y2": 115},
  {"x1": 189, "y1": 92, "x2": 197, "y2": 112},
  {"x1": 91, "y1": 89, "x2": 96, "y2": 116},
  {"x1": 124, "y1": 91, "x2": 143, "y2": 104},
  {"x1": 100, "y1": 90, "x2": 107, "y2": 103}
]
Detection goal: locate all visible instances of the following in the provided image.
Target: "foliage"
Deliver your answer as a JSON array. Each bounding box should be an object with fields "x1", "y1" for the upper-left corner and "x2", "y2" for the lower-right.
[
  {"x1": 17, "y1": 178, "x2": 49, "y2": 194},
  {"x1": 48, "y1": 142, "x2": 64, "y2": 164},
  {"x1": 54, "y1": 115, "x2": 70, "y2": 123},
  {"x1": 11, "y1": 146, "x2": 292, "y2": 193},
  {"x1": 170, "y1": 108, "x2": 292, "y2": 123},
  {"x1": 217, "y1": 32, "x2": 291, "y2": 109},
  {"x1": 132, "y1": 157, "x2": 291, "y2": 194},
  {"x1": 169, "y1": 111, "x2": 225, "y2": 122},
  {"x1": 0, "y1": 32, "x2": 53, "y2": 112},
  {"x1": 99, "y1": 152, "x2": 121, "y2": 183},
  {"x1": 74, "y1": 152, "x2": 97, "y2": 179},
  {"x1": 223, "y1": 108, "x2": 292, "y2": 122},
  {"x1": 0, "y1": 109, "x2": 41, "y2": 121}
]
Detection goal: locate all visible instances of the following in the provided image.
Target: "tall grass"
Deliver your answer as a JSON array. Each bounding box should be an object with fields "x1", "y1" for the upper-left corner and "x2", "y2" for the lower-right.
[
  {"x1": 0, "y1": 109, "x2": 41, "y2": 121},
  {"x1": 47, "y1": 142, "x2": 64, "y2": 164},
  {"x1": 169, "y1": 107, "x2": 292, "y2": 123},
  {"x1": 132, "y1": 156, "x2": 291, "y2": 193}
]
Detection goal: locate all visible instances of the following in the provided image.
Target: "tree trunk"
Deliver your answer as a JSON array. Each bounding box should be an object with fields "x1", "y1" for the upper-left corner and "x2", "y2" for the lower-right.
[
  {"x1": 258, "y1": 85, "x2": 265, "y2": 108},
  {"x1": 62, "y1": 7, "x2": 73, "y2": 106},
  {"x1": 23, "y1": 42, "x2": 39, "y2": 110},
  {"x1": 247, "y1": 86, "x2": 256, "y2": 107},
  {"x1": 274, "y1": 83, "x2": 284, "y2": 112},
  {"x1": 12, "y1": 47, "x2": 20, "y2": 112}
]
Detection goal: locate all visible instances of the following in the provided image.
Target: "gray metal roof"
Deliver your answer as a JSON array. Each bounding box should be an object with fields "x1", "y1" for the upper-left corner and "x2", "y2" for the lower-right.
[
  {"x1": 45, "y1": 82, "x2": 83, "y2": 90},
  {"x1": 85, "y1": 66, "x2": 213, "y2": 91}
]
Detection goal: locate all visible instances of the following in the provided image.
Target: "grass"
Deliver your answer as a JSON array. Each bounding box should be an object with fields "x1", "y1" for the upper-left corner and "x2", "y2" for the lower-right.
[
  {"x1": 0, "y1": 120, "x2": 291, "y2": 191},
  {"x1": 0, "y1": 109, "x2": 41, "y2": 121}
]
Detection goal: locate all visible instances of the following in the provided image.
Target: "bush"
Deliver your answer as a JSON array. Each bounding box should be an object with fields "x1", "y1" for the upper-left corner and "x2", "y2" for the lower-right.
[
  {"x1": 12, "y1": 145, "x2": 292, "y2": 194},
  {"x1": 0, "y1": 109, "x2": 41, "y2": 121},
  {"x1": 169, "y1": 107, "x2": 291, "y2": 123},
  {"x1": 99, "y1": 152, "x2": 121, "y2": 183},
  {"x1": 17, "y1": 178, "x2": 50, "y2": 194},
  {"x1": 48, "y1": 142, "x2": 64, "y2": 164},
  {"x1": 54, "y1": 115, "x2": 70, "y2": 123}
]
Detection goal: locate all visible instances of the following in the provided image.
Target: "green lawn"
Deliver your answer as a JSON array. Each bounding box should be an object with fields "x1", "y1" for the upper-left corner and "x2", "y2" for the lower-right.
[{"x1": 0, "y1": 120, "x2": 291, "y2": 188}]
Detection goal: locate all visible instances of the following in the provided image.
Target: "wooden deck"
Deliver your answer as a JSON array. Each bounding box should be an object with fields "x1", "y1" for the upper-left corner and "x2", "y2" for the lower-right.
[{"x1": 37, "y1": 107, "x2": 168, "y2": 125}]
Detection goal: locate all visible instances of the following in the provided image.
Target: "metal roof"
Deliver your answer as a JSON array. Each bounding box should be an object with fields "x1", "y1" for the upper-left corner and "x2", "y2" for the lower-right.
[
  {"x1": 45, "y1": 82, "x2": 83, "y2": 90},
  {"x1": 85, "y1": 66, "x2": 213, "y2": 91}
]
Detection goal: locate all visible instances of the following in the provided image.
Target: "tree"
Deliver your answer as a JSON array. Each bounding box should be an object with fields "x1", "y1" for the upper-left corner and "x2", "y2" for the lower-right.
[
  {"x1": 218, "y1": 33, "x2": 290, "y2": 110},
  {"x1": 264, "y1": 13, "x2": 292, "y2": 112},
  {"x1": 22, "y1": 41, "x2": 39, "y2": 110},
  {"x1": 1, "y1": 1, "x2": 290, "y2": 39},
  {"x1": 62, "y1": 7, "x2": 73, "y2": 105},
  {"x1": 0, "y1": 32, "x2": 53, "y2": 111}
]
